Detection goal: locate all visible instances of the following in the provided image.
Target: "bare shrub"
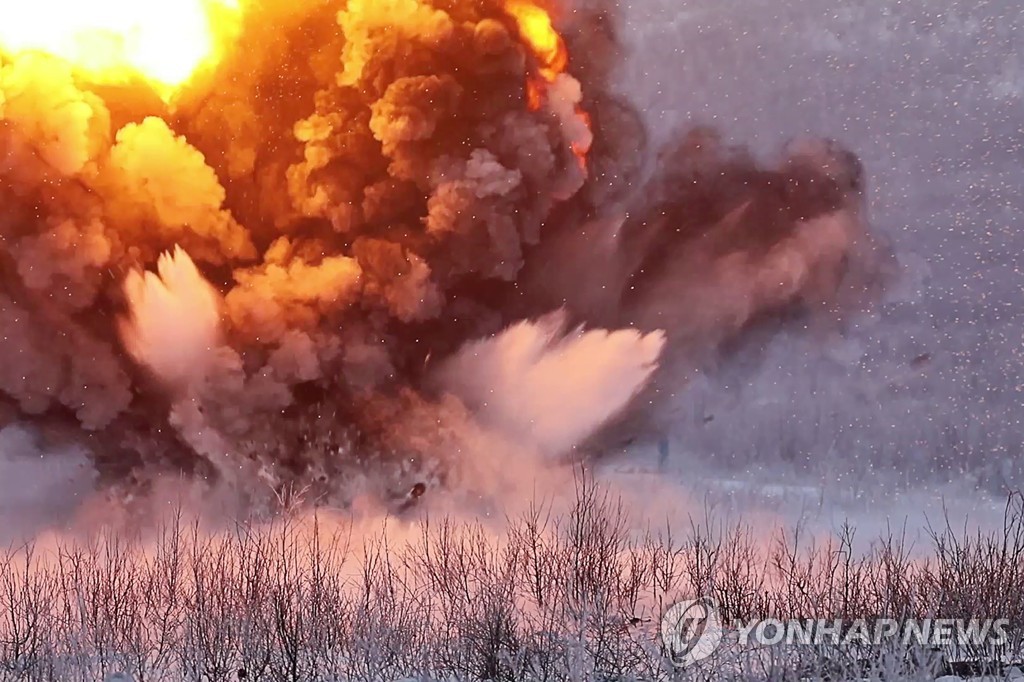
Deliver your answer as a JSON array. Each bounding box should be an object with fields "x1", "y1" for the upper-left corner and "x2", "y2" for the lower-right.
[{"x1": 0, "y1": 479, "x2": 1021, "y2": 680}]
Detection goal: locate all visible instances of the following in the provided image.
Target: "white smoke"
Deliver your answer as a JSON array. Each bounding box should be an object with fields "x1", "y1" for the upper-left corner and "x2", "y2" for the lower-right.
[
  {"x1": 436, "y1": 310, "x2": 665, "y2": 457},
  {"x1": 120, "y1": 246, "x2": 224, "y2": 391}
]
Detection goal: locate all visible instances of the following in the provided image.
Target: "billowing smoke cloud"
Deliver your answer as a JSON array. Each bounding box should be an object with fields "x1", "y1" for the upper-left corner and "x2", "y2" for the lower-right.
[{"x1": 0, "y1": 0, "x2": 884, "y2": 514}]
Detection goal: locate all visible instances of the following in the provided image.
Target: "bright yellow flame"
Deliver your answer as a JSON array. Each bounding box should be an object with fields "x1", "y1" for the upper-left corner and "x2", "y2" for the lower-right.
[
  {"x1": 504, "y1": 0, "x2": 567, "y2": 77},
  {"x1": 0, "y1": 0, "x2": 239, "y2": 95}
]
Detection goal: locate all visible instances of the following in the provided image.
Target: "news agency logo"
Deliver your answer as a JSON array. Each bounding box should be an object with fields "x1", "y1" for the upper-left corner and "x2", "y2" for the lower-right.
[
  {"x1": 660, "y1": 597, "x2": 1011, "y2": 669},
  {"x1": 660, "y1": 597, "x2": 724, "y2": 668}
]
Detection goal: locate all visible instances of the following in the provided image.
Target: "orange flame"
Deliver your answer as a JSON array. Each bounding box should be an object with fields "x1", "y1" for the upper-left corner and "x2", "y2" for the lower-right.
[
  {"x1": 504, "y1": 0, "x2": 591, "y2": 171},
  {"x1": 571, "y1": 109, "x2": 592, "y2": 169}
]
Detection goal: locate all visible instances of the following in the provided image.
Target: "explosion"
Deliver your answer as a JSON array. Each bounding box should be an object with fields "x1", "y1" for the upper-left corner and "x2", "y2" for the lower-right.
[
  {"x1": 0, "y1": 0, "x2": 239, "y2": 95},
  {"x1": 0, "y1": 0, "x2": 883, "y2": 514}
]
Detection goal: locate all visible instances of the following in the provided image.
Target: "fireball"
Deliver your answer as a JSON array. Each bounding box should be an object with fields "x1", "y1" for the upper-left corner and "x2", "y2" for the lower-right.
[{"x1": 0, "y1": 0, "x2": 240, "y2": 96}]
